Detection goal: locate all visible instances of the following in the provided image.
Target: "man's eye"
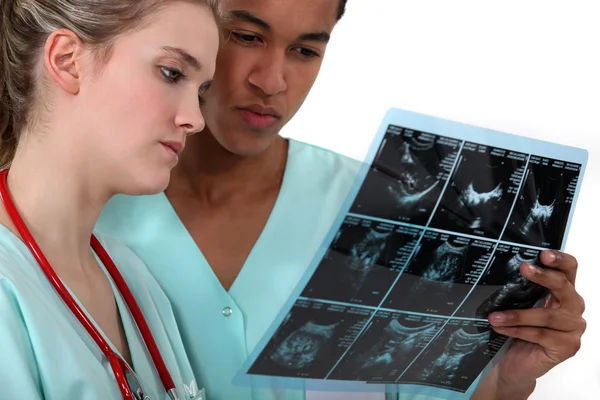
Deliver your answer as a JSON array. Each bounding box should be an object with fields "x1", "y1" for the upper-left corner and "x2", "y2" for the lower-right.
[
  {"x1": 230, "y1": 31, "x2": 260, "y2": 44},
  {"x1": 295, "y1": 47, "x2": 319, "y2": 58}
]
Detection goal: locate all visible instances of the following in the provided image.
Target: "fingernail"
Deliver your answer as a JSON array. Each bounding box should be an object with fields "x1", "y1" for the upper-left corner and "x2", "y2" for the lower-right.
[
  {"x1": 545, "y1": 250, "x2": 556, "y2": 262},
  {"x1": 489, "y1": 313, "x2": 506, "y2": 324},
  {"x1": 527, "y1": 263, "x2": 539, "y2": 273}
]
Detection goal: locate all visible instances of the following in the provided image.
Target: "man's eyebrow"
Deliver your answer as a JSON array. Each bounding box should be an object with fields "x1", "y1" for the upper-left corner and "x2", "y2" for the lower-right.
[
  {"x1": 297, "y1": 31, "x2": 330, "y2": 43},
  {"x1": 160, "y1": 46, "x2": 201, "y2": 71},
  {"x1": 230, "y1": 10, "x2": 270, "y2": 31},
  {"x1": 229, "y1": 10, "x2": 330, "y2": 44}
]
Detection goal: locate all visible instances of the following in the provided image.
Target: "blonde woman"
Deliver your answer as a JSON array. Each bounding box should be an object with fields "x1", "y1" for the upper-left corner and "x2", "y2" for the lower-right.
[{"x1": 0, "y1": 0, "x2": 221, "y2": 398}]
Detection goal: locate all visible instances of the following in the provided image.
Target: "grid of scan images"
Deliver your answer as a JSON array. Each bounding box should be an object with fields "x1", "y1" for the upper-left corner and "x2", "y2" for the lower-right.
[{"x1": 247, "y1": 124, "x2": 583, "y2": 393}]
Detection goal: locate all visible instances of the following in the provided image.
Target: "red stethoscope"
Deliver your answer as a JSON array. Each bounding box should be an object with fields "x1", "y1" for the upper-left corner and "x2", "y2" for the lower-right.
[{"x1": 0, "y1": 169, "x2": 179, "y2": 400}]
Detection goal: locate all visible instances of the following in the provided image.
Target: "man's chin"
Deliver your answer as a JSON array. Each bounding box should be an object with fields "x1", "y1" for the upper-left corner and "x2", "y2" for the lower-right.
[{"x1": 217, "y1": 130, "x2": 280, "y2": 157}]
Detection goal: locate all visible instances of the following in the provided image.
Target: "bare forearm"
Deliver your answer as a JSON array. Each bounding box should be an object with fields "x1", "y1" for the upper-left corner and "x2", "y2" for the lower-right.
[
  {"x1": 472, "y1": 383, "x2": 536, "y2": 400},
  {"x1": 470, "y1": 367, "x2": 536, "y2": 400}
]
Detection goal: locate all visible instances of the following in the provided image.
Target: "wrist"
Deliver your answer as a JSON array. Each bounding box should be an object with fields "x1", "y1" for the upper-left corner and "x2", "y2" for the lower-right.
[
  {"x1": 471, "y1": 367, "x2": 537, "y2": 400},
  {"x1": 495, "y1": 377, "x2": 536, "y2": 400}
]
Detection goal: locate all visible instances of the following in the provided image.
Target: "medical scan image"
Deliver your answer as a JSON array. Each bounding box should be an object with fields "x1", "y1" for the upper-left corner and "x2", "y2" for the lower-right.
[
  {"x1": 345, "y1": 227, "x2": 392, "y2": 277},
  {"x1": 328, "y1": 312, "x2": 444, "y2": 382},
  {"x1": 350, "y1": 125, "x2": 460, "y2": 226},
  {"x1": 414, "y1": 329, "x2": 489, "y2": 386},
  {"x1": 430, "y1": 143, "x2": 528, "y2": 239},
  {"x1": 400, "y1": 320, "x2": 508, "y2": 392},
  {"x1": 269, "y1": 320, "x2": 340, "y2": 369},
  {"x1": 248, "y1": 300, "x2": 372, "y2": 379},
  {"x1": 301, "y1": 215, "x2": 422, "y2": 306},
  {"x1": 502, "y1": 156, "x2": 582, "y2": 249},
  {"x1": 457, "y1": 245, "x2": 549, "y2": 319},
  {"x1": 385, "y1": 232, "x2": 495, "y2": 315}
]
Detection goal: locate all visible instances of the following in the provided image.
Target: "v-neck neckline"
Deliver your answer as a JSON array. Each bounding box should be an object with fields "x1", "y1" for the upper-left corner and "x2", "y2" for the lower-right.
[
  {"x1": 159, "y1": 139, "x2": 297, "y2": 298},
  {"x1": 61, "y1": 247, "x2": 161, "y2": 398},
  {"x1": 73, "y1": 249, "x2": 161, "y2": 398},
  {"x1": 0, "y1": 225, "x2": 159, "y2": 397},
  {"x1": 103, "y1": 257, "x2": 161, "y2": 398}
]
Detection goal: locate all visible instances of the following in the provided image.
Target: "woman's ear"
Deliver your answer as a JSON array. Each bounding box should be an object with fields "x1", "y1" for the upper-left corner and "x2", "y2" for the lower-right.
[{"x1": 43, "y1": 29, "x2": 86, "y2": 95}]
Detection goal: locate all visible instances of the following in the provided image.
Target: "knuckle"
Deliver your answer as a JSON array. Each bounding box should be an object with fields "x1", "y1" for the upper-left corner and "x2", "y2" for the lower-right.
[
  {"x1": 577, "y1": 295, "x2": 586, "y2": 313},
  {"x1": 568, "y1": 253, "x2": 579, "y2": 268},
  {"x1": 504, "y1": 311, "x2": 518, "y2": 323},
  {"x1": 545, "y1": 310, "x2": 557, "y2": 325},
  {"x1": 508, "y1": 326, "x2": 523, "y2": 338},
  {"x1": 556, "y1": 272, "x2": 569, "y2": 288},
  {"x1": 553, "y1": 251, "x2": 578, "y2": 270},
  {"x1": 529, "y1": 327, "x2": 544, "y2": 341},
  {"x1": 568, "y1": 336, "x2": 582, "y2": 357}
]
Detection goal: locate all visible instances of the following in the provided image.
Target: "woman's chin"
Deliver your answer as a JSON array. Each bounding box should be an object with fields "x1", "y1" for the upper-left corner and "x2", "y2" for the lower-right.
[{"x1": 121, "y1": 174, "x2": 171, "y2": 197}]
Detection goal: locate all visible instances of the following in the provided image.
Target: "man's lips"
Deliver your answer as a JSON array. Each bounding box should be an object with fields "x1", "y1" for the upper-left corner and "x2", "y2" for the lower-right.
[
  {"x1": 239, "y1": 104, "x2": 281, "y2": 118},
  {"x1": 237, "y1": 108, "x2": 280, "y2": 130}
]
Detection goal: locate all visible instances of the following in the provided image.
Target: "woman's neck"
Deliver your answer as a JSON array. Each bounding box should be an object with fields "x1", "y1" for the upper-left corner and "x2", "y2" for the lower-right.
[{"x1": 0, "y1": 135, "x2": 110, "y2": 271}]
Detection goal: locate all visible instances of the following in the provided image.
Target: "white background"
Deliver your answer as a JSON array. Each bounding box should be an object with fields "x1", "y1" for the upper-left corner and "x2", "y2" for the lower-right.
[{"x1": 282, "y1": 1, "x2": 599, "y2": 399}]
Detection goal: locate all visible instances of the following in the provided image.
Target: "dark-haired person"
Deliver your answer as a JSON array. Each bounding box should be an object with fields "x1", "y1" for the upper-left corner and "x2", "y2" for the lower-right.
[{"x1": 97, "y1": 1, "x2": 586, "y2": 399}]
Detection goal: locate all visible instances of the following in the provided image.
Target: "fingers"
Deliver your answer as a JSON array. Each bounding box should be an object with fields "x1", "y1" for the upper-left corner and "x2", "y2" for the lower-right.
[
  {"x1": 519, "y1": 262, "x2": 585, "y2": 314},
  {"x1": 492, "y1": 326, "x2": 584, "y2": 361},
  {"x1": 539, "y1": 250, "x2": 578, "y2": 286},
  {"x1": 487, "y1": 250, "x2": 586, "y2": 369},
  {"x1": 489, "y1": 307, "x2": 585, "y2": 332}
]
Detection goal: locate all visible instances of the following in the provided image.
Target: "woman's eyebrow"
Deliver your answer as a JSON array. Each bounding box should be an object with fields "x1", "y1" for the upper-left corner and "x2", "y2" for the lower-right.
[{"x1": 160, "y1": 46, "x2": 202, "y2": 71}]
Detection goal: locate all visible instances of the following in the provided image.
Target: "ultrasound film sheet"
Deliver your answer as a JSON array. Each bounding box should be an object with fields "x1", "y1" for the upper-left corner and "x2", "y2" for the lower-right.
[{"x1": 234, "y1": 108, "x2": 588, "y2": 399}]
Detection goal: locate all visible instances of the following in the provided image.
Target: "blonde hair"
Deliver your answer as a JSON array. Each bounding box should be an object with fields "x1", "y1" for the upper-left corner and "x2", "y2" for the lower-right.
[{"x1": 0, "y1": 0, "x2": 224, "y2": 169}]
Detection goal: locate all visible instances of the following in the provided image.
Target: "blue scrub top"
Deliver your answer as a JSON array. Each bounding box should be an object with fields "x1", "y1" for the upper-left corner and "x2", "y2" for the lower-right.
[
  {"x1": 0, "y1": 226, "x2": 203, "y2": 399},
  {"x1": 96, "y1": 139, "x2": 450, "y2": 400}
]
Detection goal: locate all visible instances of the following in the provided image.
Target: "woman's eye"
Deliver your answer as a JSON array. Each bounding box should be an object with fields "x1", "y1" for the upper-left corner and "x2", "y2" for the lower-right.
[{"x1": 160, "y1": 67, "x2": 184, "y2": 82}]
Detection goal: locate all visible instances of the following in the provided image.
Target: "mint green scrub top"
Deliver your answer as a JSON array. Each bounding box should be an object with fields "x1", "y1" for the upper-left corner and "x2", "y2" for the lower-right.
[
  {"x1": 96, "y1": 139, "x2": 458, "y2": 400},
  {"x1": 0, "y1": 227, "x2": 203, "y2": 400}
]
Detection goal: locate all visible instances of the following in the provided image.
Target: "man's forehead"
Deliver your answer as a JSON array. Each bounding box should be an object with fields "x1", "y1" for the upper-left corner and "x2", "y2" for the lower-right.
[{"x1": 224, "y1": 0, "x2": 338, "y2": 36}]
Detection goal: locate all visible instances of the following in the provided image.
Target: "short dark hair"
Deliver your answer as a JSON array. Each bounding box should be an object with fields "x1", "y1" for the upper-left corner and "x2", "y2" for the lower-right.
[{"x1": 337, "y1": 0, "x2": 347, "y2": 20}]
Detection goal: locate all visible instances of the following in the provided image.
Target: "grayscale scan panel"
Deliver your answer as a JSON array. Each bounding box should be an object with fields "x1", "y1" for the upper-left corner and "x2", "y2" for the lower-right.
[{"x1": 233, "y1": 108, "x2": 589, "y2": 400}]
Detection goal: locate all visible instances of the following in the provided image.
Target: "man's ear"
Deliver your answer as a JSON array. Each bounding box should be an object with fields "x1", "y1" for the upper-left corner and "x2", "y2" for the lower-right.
[{"x1": 43, "y1": 29, "x2": 85, "y2": 95}]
